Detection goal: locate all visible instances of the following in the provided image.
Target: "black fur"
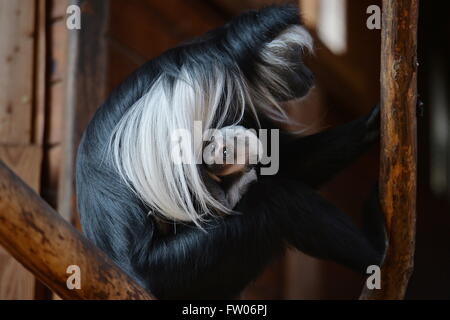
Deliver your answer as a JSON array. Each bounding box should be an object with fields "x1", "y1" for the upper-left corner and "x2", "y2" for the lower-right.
[{"x1": 76, "y1": 5, "x2": 385, "y2": 299}]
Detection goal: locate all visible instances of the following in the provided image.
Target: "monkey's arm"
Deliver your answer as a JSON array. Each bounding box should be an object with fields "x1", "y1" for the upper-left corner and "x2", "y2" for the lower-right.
[
  {"x1": 223, "y1": 168, "x2": 258, "y2": 209},
  {"x1": 202, "y1": 168, "x2": 258, "y2": 210},
  {"x1": 278, "y1": 105, "x2": 380, "y2": 188},
  {"x1": 250, "y1": 177, "x2": 386, "y2": 273},
  {"x1": 135, "y1": 195, "x2": 285, "y2": 299}
]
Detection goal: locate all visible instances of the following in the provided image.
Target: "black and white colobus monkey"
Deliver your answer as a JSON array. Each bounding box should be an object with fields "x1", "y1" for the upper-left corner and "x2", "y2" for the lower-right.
[{"x1": 76, "y1": 5, "x2": 386, "y2": 299}]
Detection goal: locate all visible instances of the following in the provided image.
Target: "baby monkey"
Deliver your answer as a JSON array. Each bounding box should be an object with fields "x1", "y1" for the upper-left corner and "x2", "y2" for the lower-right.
[{"x1": 203, "y1": 126, "x2": 263, "y2": 210}]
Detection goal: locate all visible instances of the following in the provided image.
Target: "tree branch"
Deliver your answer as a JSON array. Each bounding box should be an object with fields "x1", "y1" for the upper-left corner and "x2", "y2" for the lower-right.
[{"x1": 0, "y1": 161, "x2": 153, "y2": 300}]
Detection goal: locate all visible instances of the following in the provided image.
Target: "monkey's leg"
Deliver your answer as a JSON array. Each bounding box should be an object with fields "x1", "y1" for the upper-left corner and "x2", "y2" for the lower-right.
[
  {"x1": 277, "y1": 104, "x2": 380, "y2": 188},
  {"x1": 250, "y1": 177, "x2": 386, "y2": 273}
]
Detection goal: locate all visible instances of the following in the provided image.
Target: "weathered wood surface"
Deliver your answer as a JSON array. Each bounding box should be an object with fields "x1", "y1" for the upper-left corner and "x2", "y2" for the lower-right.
[
  {"x1": 360, "y1": 0, "x2": 418, "y2": 299},
  {"x1": 0, "y1": 161, "x2": 153, "y2": 300},
  {"x1": 34, "y1": 0, "x2": 47, "y2": 147},
  {"x1": 0, "y1": 146, "x2": 43, "y2": 299},
  {"x1": 0, "y1": 0, "x2": 36, "y2": 144},
  {"x1": 0, "y1": 0, "x2": 47, "y2": 299}
]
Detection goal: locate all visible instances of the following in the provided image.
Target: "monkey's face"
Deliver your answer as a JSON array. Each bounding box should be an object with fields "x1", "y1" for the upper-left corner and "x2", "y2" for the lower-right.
[{"x1": 203, "y1": 126, "x2": 262, "y2": 177}]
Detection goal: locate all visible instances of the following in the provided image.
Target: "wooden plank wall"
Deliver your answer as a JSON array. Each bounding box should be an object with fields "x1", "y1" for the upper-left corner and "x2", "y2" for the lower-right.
[
  {"x1": 107, "y1": 0, "x2": 228, "y2": 91},
  {"x1": 41, "y1": 0, "x2": 70, "y2": 214},
  {"x1": 57, "y1": 0, "x2": 110, "y2": 234},
  {"x1": 0, "y1": 0, "x2": 46, "y2": 299},
  {"x1": 0, "y1": 0, "x2": 74, "y2": 300}
]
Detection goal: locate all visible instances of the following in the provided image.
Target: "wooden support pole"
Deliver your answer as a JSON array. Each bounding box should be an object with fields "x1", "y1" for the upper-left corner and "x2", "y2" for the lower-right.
[
  {"x1": 0, "y1": 161, "x2": 153, "y2": 300},
  {"x1": 360, "y1": 0, "x2": 418, "y2": 299}
]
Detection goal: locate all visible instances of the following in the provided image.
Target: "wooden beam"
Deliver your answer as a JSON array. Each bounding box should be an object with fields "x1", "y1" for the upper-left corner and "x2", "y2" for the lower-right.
[
  {"x1": 0, "y1": 161, "x2": 153, "y2": 300},
  {"x1": 360, "y1": 0, "x2": 418, "y2": 299}
]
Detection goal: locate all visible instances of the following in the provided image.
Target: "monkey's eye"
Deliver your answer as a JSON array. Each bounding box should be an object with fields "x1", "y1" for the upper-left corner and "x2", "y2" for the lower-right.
[{"x1": 222, "y1": 147, "x2": 227, "y2": 161}]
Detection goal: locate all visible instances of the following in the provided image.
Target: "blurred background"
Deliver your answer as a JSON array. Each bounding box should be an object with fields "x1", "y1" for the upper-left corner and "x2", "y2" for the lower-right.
[{"x1": 0, "y1": 0, "x2": 448, "y2": 299}]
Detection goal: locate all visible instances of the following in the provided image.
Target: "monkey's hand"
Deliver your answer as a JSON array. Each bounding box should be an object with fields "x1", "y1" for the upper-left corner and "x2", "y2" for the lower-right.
[{"x1": 225, "y1": 168, "x2": 258, "y2": 210}]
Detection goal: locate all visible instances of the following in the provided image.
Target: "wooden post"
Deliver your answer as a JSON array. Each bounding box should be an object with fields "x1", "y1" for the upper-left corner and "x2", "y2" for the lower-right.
[
  {"x1": 360, "y1": 0, "x2": 418, "y2": 299},
  {"x1": 0, "y1": 161, "x2": 153, "y2": 300}
]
